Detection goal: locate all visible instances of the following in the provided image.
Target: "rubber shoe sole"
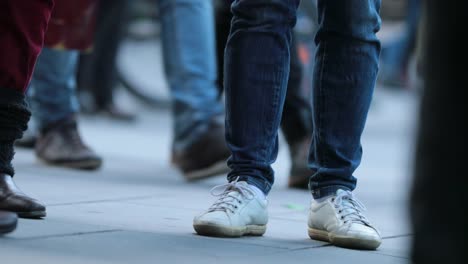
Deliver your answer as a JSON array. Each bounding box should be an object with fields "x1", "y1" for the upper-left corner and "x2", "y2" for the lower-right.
[
  {"x1": 308, "y1": 227, "x2": 381, "y2": 250},
  {"x1": 39, "y1": 158, "x2": 102, "y2": 171},
  {"x1": 0, "y1": 220, "x2": 17, "y2": 234},
  {"x1": 17, "y1": 210, "x2": 46, "y2": 219},
  {"x1": 194, "y1": 222, "x2": 266, "y2": 238}
]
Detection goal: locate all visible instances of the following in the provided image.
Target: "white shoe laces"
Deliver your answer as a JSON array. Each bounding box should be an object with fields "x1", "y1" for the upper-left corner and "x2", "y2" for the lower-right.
[
  {"x1": 332, "y1": 190, "x2": 371, "y2": 226},
  {"x1": 208, "y1": 179, "x2": 255, "y2": 214}
]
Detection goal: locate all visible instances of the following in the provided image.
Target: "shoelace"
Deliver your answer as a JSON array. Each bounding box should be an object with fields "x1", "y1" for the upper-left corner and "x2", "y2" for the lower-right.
[
  {"x1": 332, "y1": 190, "x2": 371, "y2": 226},
  {"x1": 208, "y1": 179, "x2": 255, "y2": 214}
]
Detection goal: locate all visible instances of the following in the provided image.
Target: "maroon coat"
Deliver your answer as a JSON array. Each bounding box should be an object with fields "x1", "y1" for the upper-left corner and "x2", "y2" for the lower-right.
[
  {"x1": 45, "y1": 0, "x2": 98, "y2": 50},
  {"x1": 0, "y1": 0, "x2": 54, "y2": 93}
]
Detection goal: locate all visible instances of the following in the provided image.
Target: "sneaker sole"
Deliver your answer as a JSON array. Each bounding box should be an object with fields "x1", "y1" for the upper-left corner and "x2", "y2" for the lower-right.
[
  {"x1": 39, "y1": 158, "x2": 102, "y2": 170},
  {"x1": 184, "y1": 161, "x2": 230, "y2": 181},
  {"x1": 17, "y1": 210, "x2": 47, "y2": 219},
  {"x1": 0, "y1": 224, "x2": 17, "y2": 234},
  {"x1": 0, "y1": 221, "x2": 17, "y2": 235},
  {"x1": 194, "y1": 222, "x2": 266, "y2": 238},
  {"x1": 308, "y1": 228, "x2": 381, "y2": 250}
]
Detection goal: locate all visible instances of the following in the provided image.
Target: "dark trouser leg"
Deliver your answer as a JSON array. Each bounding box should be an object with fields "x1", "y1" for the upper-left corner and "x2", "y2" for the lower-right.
[
  {"x1": 78, "y1": 0, "x2": 129, "y2": 110},
  {"x1": 216, "y1": 1, "x2": 313, "y2": 190},
  {"x1": 215, "y1": 0, "x2": 233, "y2": 94},
  {"x1": 410, "y1": 1, "x2": 465, "y2": 263},
  {"x1": 216, "y1": 1, "x2": 312, "y2": 145},
  {"x1": 281, "y1": 35, "x2": 313, "y2": 145},
  {"x1": 225, "y1": 0, "x2": 299, "y2": 194},
  {"x1": 0, "y1": 0, "x2": 52, "y2": 218},
  {"x1": 0, "y1": 91, "x2": 31, "y2": 176},
  {"x1": 308, "y1": 0, "x2": 381, "y2": 198}
]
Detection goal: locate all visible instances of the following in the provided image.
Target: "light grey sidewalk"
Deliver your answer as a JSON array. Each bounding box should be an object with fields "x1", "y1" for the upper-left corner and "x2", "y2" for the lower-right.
[{"x1": 0, "y1": 88, "x2": 418, "y2": 264}]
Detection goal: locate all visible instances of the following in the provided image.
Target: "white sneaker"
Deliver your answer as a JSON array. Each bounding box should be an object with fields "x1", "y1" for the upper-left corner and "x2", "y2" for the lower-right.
[
  {"x1": 308, "y1": 189, "x2": 382, "y2": 250},
  {"x1": 193, "y1": 180, "x2": 268, "y2": 237}
]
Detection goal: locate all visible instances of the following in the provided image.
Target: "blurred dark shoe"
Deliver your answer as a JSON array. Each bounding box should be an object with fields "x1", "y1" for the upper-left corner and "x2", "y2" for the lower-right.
[
  {"x1": 288, "y1": 137, "x2": 313, "y2": 190},
  {"x1": 14, "y1": 129, "x2": 37, "y2": 149},
  {"x1": 172, "y1": 121, "x2": 230, "y2": 181},
  {"x1": 0, "y1": 174, "x2": 46, "y2": 219},
  {"x1": 100, "y1": 105, "x2": 136, "y2": 122},
  {"x1": 35, "y1": 118, "x2": 102, "y2": 170},
  {"x1": 0, "y1": 210, "x2": 17, "y2": 234}
]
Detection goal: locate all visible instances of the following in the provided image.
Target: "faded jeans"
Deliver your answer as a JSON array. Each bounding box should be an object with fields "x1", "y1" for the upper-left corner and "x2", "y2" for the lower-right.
[
  {"x1": 225, "y1": 0, "x2": 381, "y2": 198},
  {"x1": 158, "y1": 0, "x2": 224, "y2": 151}
]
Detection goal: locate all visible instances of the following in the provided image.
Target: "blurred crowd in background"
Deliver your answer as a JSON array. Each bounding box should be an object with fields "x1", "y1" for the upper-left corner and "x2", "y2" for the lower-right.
[
  {"x1": 15, "y1": 0, "x2": 424, "y2": 176},
  {"x1": 2, "y1": 0, "x2": 464, "y2": 262},
  {"x1": 3, "y1": 0, "x2": 425, "y2": 231}
]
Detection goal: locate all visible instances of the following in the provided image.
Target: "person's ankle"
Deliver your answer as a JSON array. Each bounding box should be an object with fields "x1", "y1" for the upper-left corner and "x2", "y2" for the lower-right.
[{"x1": 246, "y1": 183, "x2": 267, "y2": 199}]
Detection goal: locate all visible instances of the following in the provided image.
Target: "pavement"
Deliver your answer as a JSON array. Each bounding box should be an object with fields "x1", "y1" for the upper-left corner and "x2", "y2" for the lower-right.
[
  {"x1": 0, "y1": 84, "x2": 419, "y2": 263},
  {"x1": 1, "y1": 17, "x2": 420, "y2": 263}
]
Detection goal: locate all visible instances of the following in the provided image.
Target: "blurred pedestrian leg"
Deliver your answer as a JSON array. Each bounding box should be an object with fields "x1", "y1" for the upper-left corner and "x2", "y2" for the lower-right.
[
  {"x1": 282, "y1": 35, "x2": 314, "y2": 190},
  {"x1": 28, "y1": 48, "x2": 103, "y2": 171},
  {"x1": 379, "y1": 0, "x2": 421, "y2": 89},
  {"x1": 158, "y1": 0, "x2": 230, "y2": 180},
  {"x1": 410, "y1": 0, "x2": 465, "y2": 263},
  {"x1": 77, "y1": 0, "x2": 136, "y2": 121},
  {"x1": 0, "y1": 0, "x2": 52, "y2": 219}
]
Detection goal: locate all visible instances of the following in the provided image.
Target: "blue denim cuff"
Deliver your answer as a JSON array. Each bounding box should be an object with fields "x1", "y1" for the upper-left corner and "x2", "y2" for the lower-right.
[{"x1": 311, "y1": 185, "x2": 351, "y2": 199}]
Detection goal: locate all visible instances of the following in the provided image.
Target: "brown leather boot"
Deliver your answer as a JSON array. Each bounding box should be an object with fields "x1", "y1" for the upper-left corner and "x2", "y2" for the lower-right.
[
  {"x1": 35, "y1": 118, "x2": 102, "y2": 170},
  {"x1": 0, "y1": 210, "x2": 17, "y2": 234},
  {"x1": 171, "y1": 121, "x2": 230, "y2": 181},
  {"x1": 0, "y1": 174, "x2": 46, "y2": 219}
]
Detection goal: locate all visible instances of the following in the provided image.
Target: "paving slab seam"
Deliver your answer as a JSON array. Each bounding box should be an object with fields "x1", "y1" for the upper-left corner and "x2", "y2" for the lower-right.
[
  {"x1": 47, "y1": 196, "x2": 157, "y2": 207},
  {"x1": 269, "y1": 216, "x2": 305, "y2": 223},
  {"x1": 369, "y1": 252, "x2": 409, "y2": 260},
  {"x1": 9, "y1": 229, "x2": 123, "y2": 241},
  {"x1": 285, "y1": 244, "x2": 333, "y2": 251},
  {"x1": 382, "y1": 234, "x2": 412, "y2": 239}
]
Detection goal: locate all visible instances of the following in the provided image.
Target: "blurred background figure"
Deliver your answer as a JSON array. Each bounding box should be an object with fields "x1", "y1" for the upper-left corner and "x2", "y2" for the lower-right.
[
  {"x1": 410, "y1": 0, "x2": 465, "y2": 263},
  {"x1": 157, "y1": 0, "x2": 229, "y2": 180},
  {"x1": 79, "y1": 0, "x2": 230, "y2": 179},
  {"x1": 27, "y1": 48, "x2": 103, "y2": 170},
  {"x1": 379, "y1": 0, "x2": 421, "y2": 89},
  {"x1": 77, "y1": 0, "x2": 136, "y2": 121},
  {"x1": 16, "y1": 0, "x2": 102, "y2": 171}
]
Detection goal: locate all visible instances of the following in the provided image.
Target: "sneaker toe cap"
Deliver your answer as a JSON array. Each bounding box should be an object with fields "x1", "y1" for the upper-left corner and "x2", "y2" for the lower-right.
[
  {"x1": 343, "y1": 224, "x2": 381, "y2": 241},
  {"x1": 194, "y1": 211, "x2": 232, "y2": 226}
]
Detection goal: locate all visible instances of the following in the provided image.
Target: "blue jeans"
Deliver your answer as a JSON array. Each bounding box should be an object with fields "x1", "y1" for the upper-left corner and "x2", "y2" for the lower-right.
[
  {"x1": 225, "y1": 0, "x2": 381, "y2": 198},
  {"x1": 28, "y1": 47, "x2": 80, "y2": 131},
  {"x1": 158, "y1": 0, "x2": 224, "y2": 151}
]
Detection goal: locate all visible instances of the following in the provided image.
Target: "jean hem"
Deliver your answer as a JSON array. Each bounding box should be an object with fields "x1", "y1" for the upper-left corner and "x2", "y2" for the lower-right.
[{"x1": 311, "y1": 185, "x2": 351, "y2": 199}]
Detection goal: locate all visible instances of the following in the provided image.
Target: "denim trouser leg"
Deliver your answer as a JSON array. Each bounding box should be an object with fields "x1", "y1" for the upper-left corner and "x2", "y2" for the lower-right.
[
  {"x1": 158, "y1": 0, "x2": 223, "y2": 151},
  {"x1": 28, "y1": 47, "x2": 80, "y2": 131},
  {"x1": 225, "y1": 0, "x2": 300, "y2": 194},
  {"x1": 309, "y1": 0, "x2": 381, "y2": 198}
]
